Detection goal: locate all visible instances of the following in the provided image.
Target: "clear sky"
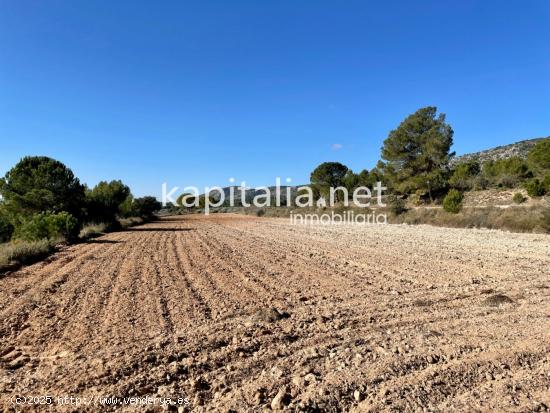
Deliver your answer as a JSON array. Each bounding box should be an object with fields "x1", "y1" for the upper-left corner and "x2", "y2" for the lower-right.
[{"x1": 1, "y1": 1, "x2": 549, "y2": 197}]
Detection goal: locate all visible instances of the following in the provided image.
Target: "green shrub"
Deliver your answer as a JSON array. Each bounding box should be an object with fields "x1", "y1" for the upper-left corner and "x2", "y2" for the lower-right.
[
  {"x1": 473, "y1": 175, "x2": 489, "y2": 190},
  {"x1": 443, "y1": 189, "x2": 463, "y2": 213},
  {"x1": 133, "y1": 196, "x2": 161, "y2": 219},
  {"x1": 482, "y1": 157, "x2": 532, "y2": 188},
  {"x1": 15, "y1": 212, "x2": 79, "y2": 242},
  {"x1": 0, "y1": 239, "x2": 56, "y2": 268},
  {"x1": 0, "y1": 210, "x2": 14, "y2": 243},
  {"x1": 86, "y1": 180, "x2": 131, "y2": 223},
  {"x1": 524, "y1": 179, "x2": 546, "y2": 197},
  {"x1": 449, "y1": 160, "x2": 480, "y2": 190},
  {"x1": 388, "y1": 195, "x2": 407, "y2": 216},
  {"x1": 512, "y1": 193, "x2": 527, "y2": 204}
]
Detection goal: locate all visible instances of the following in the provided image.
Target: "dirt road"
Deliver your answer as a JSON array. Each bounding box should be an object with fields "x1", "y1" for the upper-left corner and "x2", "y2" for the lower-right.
[{"x1": 1, "y1": 215, "x2": 549, "y2": 412}]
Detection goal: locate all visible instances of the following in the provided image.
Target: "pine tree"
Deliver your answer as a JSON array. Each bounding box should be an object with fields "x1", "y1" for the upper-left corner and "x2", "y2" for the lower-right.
[{"x1": 380, "y1": 106, "x2": 454, "y2": 200}]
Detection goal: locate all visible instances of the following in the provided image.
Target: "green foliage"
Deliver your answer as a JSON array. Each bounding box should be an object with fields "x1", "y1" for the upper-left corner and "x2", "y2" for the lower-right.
[
  {"x1": 543, "y1": 173, "x2": 550, "y2": 193},
  {"x1": 133, "y1": 196, "x2": 161, "y2": 219},
  {"x1": 14, "y1": 212, "x2": 80, "y2": 242},
  {"x1": 524, "y1": 179, "x2": 546, "y2": 197},
  {"x1": 527, "y1": 138, "x2": 550, "y2": 173},
  {"x1": 387, "y1": 195, "x2": 407, "y2": 216},
  {"x1": 310, "y1": 162, "x2": 348, "y2": 200},
  {"x1": 380, "y1": 106, "x2": 454, "y2": 197},
  {"x1": 443, "y1": 189, "x2": 464, "y2": 213},
  {"x1": 342, "y1": 170, "x2": 359, "y2": 197},
  {"x1": 482, "y1": 157, "x2": 532, "y2": 188},
  {"x1": 0, "y1": 156, "x2": 85, "y2": 219},
  {"x1": 357, "y1": 169, "x2": 371, "y2": 187},
  {"x1": 176, "y1": 193, "x2": 198, "y2": 208},
  {"x1": 512, "y1": 193, "x2": 526, "y2": 204},
  {"x1": 0, "y1": 207, "x2": 14, "y2": 243},
  {"x1": 119, "y1": 194, "x2": 135, "y2": 218},
  {"x1": 472, "y1": 174, "x2": 490, "y2": 190},
  {"x1": 86, "y1": 180, "x2": 131, "y2": 222},
  {"x1": 449, "y1": 160, "x2": 480, "y2": 190}
]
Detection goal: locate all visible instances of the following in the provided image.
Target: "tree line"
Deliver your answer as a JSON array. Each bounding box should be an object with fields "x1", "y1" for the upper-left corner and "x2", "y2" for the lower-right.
[
  {"x1": 0, "y1": 156, "x2": 161, "y2": 244},
  {"x1": 309, "y1": 106, "x2": 550, "y2": 212}
]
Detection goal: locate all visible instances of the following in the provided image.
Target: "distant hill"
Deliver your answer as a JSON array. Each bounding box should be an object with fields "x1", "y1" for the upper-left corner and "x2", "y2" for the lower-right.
[
  {"x1": 451, "y1": 137, "x2": 548, "y2": 166},
  {"x1": 207, "y1": 185, "x2": 300, "y2": 205}
]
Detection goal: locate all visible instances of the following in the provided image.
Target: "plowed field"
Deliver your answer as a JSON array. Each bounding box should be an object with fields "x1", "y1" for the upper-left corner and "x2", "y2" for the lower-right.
[{"x1": 1, "y1": 215, "x2": 549, "y2": 412}]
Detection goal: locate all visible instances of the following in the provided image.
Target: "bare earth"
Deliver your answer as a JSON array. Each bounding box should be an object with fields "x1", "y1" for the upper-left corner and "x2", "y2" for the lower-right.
[{"x1": 1, "y1": 215, "x2": 549, "y2": 412}]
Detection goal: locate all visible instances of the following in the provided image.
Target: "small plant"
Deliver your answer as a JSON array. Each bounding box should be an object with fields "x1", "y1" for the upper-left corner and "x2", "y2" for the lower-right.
[
  {"x1": 443, "y1": 189, "x2": 463, "y2": 213},
  {"x1": 524, "y1": 179, "x2": 546, "y2": 197},
  {"x1": 256, "y1": 208, "x2": 266, "y2": 217},
  {"x1": 512, "y1": 193, "x2": 526, "y2": 204}
]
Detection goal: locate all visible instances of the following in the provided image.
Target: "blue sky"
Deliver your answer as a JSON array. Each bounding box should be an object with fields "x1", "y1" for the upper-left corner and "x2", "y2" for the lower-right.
[{"x1": 1, "y1": 1, "x2": 549, "y2": 197}]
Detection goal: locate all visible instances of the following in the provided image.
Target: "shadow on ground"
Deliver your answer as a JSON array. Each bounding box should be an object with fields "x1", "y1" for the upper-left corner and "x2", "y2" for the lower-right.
[{"x1": 123, "y1": 227, "x2": 194, "y2": 232}]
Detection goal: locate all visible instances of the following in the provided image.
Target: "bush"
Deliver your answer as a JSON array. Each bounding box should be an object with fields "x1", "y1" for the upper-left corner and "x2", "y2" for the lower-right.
[
  {"x1": 0, "y1": 239, "x2": 56, "y2": 268},
  {"x1": 256, "y1": 208, "x2": 266, "y2": 217},
  {"x1": 443, "y1": 189, "x2": 463, "y2": 213},
  {"x1": 512, "y1": 193, "x2": 527, "y2": 204},
  {"x1": 0, "y1": 209, "x2": 14, "y2": 243},
  {"x1": 482, "y1": 157, "x2": 532, "y2": 188},
  {"x1": 524, "y1": 179, "x2": 546, "y2": 197},
  {"x1": 133, "y1": 196, "x2": 161, "y2": 219},
  {"x1": 86, "y1": 180, "x2": 131, "y2": 223},
  {"x1": 473, "y1": 175, "x2": 489, "y2": 190},
  {"x1": 388, "y1": 195, "x2": 407, "y2": 216},
  {"x1": 15, "y1": 212, "x2": 80, "y2": 242},
  {"x1": 449, "y1": 160, "x2": 480, "y2": 190}
]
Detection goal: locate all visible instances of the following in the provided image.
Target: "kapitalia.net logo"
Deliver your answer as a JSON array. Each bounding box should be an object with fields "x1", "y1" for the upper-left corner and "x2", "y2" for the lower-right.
[{"x1": 162, "y1": 177, "x2": 388, "y2": 224}]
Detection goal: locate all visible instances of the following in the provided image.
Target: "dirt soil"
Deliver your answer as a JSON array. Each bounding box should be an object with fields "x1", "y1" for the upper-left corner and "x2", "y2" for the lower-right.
[{"x1": 1, "y1": 214, "x2": 549, "y2": 412}]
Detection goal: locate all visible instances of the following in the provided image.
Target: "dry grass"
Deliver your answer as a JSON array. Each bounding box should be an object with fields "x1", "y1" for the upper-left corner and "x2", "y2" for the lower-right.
[
  {"x1": 0, "y1": 238, "x2": 60, "y2": 271},
  {"x1": 222, "y1": 203, "x2": 550, "y2": 234},
  {"x1": 79, "y1": 223, "x2": 108, "y2": 240},
  {"x1": 118, "y1": 216, "x2": 144, "y2": 228},
  {"x1": 392, "y1": 206, "x2": 548, "y2": 233}
]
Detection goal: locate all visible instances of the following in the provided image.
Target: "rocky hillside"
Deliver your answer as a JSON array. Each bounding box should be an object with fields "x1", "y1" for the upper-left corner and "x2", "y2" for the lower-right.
[{"x1": 451, "y1": 136, "x2": 548, "y2": 165}]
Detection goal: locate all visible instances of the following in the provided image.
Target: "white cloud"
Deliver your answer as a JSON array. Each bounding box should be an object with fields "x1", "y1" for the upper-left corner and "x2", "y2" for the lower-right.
[{"x1": 331, "y1": 143, "x2": 343, "y2": 150}]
